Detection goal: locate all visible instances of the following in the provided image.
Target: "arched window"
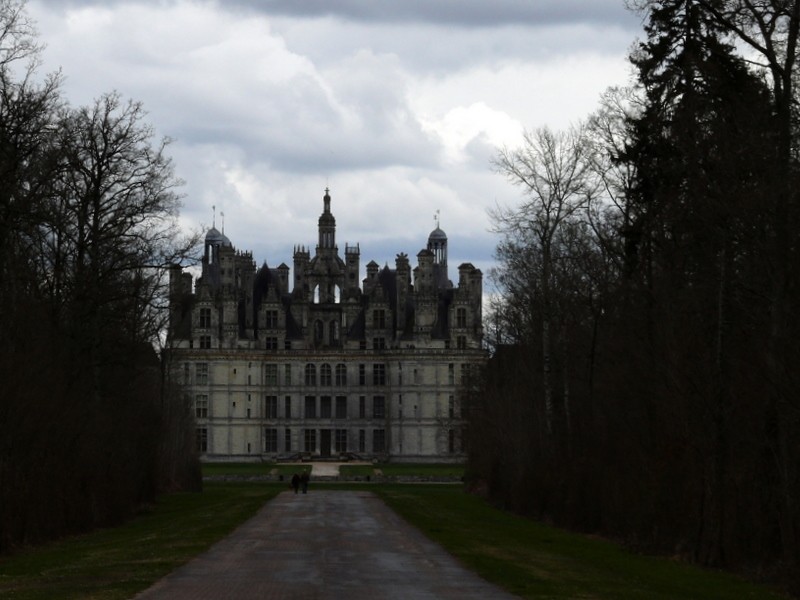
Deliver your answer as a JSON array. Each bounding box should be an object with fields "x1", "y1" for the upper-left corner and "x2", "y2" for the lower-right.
[
  {"x1": 305, "y1": 364, "x2": 316, "y2": 386},
  {"x1": 313, "y1": 285, "x2": 320, "y2": 304},
  {"x1": 335, "y1": 364, "x2": 347, "y2": 386},
  {"x1": 320, "y1": 364, "x2": 332, "y2": 386}
]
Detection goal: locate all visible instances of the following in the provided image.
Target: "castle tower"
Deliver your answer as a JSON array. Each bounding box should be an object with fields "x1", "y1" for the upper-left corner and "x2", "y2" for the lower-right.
[
  {"x1": 427, "y1": 214, "x2": 448, "y2": 289},
  {"x1": 293, "y1": 245, "x2": 310, "y2": 297},
  {"x1": 317, "y1": 188, "x2": 336, "y2": 254},
  {"x1": 345, "y1": 243, "x2": 360, "y2": 293}
]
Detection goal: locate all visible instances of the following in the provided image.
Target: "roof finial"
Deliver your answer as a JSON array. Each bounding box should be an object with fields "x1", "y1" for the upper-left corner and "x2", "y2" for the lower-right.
[
  {"x1": 212, "y1": 204, "x2": 216, "y2": 229},
  {"x1": 221, "y1": 211, "x2": 225, "y2": 234},
  {"x1": 434, "y1": 209, "x2": 440, "y2": 228}
]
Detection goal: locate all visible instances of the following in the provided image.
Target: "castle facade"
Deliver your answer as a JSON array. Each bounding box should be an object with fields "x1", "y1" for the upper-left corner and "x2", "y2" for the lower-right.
[{"x1": 168, "y1": 190, "x2": 484, "y2": 462}]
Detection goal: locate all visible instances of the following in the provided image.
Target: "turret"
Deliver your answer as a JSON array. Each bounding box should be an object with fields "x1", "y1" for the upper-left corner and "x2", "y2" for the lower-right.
[{"x1": 317, "y1": 188, "x2": 337, "y2": 254}]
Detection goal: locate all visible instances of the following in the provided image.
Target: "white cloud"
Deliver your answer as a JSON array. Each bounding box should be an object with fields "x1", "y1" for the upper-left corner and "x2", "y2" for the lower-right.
[
  {"x1": 27, "y1": 0, "x2": 640, "y2": 280},
  {"x1": 418, "y1": 102, "x2": 524, "y2": 165}
]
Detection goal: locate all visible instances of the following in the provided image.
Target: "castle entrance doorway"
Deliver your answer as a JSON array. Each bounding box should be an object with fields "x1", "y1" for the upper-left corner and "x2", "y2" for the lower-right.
[{"x1": 320, "y1": 429, "x2": 332, "y2": 458}]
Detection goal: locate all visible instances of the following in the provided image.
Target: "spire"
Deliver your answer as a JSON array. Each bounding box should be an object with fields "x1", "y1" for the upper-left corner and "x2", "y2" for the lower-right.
[
  {"x1": 318, "y1": 188, "x2": 336, "y2": 251},
  {"x1": 323, "y1": 187, "x2": 331, "y2": 214}
]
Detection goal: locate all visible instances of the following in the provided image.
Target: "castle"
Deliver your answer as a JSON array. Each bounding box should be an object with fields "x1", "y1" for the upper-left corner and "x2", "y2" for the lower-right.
[{"x1": 168, "y1": 189, "x2": 485, "y2": 461}]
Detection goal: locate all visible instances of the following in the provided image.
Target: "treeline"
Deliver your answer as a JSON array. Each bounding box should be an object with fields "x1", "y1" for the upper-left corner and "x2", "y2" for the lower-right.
[
  {"x1": 0, "y1": 1, "x2": 200, "y2": 552},
  {"x1": 467, "y1": 0, "x2": 800, "y2": 591}
]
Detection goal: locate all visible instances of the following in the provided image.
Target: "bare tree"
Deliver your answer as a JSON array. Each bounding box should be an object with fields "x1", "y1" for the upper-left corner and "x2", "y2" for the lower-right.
[
  {"x1": 0, "y1": 3, "x2": 202, "y2": 551},
  {"x1": 491, "y1": 125, "x2": 595, "y2": 434}
]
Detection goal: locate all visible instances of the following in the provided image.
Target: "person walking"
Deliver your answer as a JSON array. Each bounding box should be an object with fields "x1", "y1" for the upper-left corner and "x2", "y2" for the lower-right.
[
  {"x1": 290, "y1": 473, "x2": 300, "y2": 494},
  {"x1": 300, "y1": 470, "x2": 309, "y2": 494}
]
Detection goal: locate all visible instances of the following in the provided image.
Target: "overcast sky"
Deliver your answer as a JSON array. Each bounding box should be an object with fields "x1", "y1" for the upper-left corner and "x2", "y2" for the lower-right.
[{"x1": 27, "y1": 0, "x2": 643, "y2": 280}]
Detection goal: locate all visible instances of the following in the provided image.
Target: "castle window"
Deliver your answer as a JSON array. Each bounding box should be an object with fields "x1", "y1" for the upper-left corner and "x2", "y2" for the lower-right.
[
  {"x1": 284, "y1": 396, "x2": 291, "y2": 418},
  {"x1": 358, "y1": 364, "x2": 366, "y2": 385},
  {"x1": 457, "y1": 336, "x2": 467, "y2": 349},
  {"x1": 265, "y1": 396, "x2": 278, "y2": 419},
  {"x1": 373, "y1": 309, "x2": 386, "y2": 329},
  {"x1": 359, "y1": 396, "x2": 366, "y2": 419},
  {"x1": 373, "y1": 337, "x2": 386, "y2": 350},
  {"x1": 320, "y1": 396, "x2": 332, "y2": 418},
  {"x1": 199, "y1": 308, "x2": 211, "y2": 328},
  {"x1": 284, "y1": 364, "x2": 292, "y2": 385},
  {"x1": 448, "y1": 363, "x2": 454, "y2": 385},
  {"x1": 461, "y1": 364, "x2": 470, "y2": 384},
  {"x1": 196, "y1": 427, "x2": 208, "y2": 453},
  {"x1": 314, "y1": 320, "x2": 323, "y2": 342},
  {"x1": 304, "y1": 429, "x2": 316, "y2": 453},
  {"x1": 265, "y1": 428, "x2": 277, "y2": 453},
  {"x1": 372, "y1": 363, "x2": 386, "y2": 386},
  {"x1": 335, "y1": 429, "x2": 347, "y2": 453},
  {"x1": 335, "y1": 364, "x2": 347, "y2": 386},
  {"x1": 320, "y1": 364, "x2": 332, "y2": 386},
  {"x1": 359, "y1": 429, "x2": 366, "y2": 452},
  {"x1": 456, "y1": 307, "x2": 467, "y2": 328},
  {"x1": 305, "y1": 364, "x2": 316, "y2": 386},
  {"x1": 373, "y1": 429, "x2": 385, "y2": 453},
  {"x1": 265, "y1": 310, "x2": 279, "y2": 329},
  {"x1": 265, "y1": 364, "x2": 278, "y2": 386},
  {"x1": 285, "y1": 428, "x2": 291, "y2": 452},
  {"x1": 304, "y1": 396, "x2": 316, "y2": 418},
  {"x1": 265, "y1": 337, "x2": 278, "y2": 350},
  {"x1": 336, "y1": 396, "x2": 347, "y2": 419},
  {"x1": 448, "y1": 429, "x2": 456, "y2": 454},
  {"x1": 195, "y1": 395, "x2": 208, "y2": 419},
  {"x1": 329, "y1": 320, "x2": 339, "y2": 343},
  {"x1": 372, "y1": 396, "x2": 385, "y2": 419},
  {"x1": 199, "y1": 335, "x2": 211, "y2": 349},
  {"x1": 448, "y1": 396, "x2": 455, "y2": 419},
  {"x1": 196, "y1": 363, "x2": 208, "y2": 385}
]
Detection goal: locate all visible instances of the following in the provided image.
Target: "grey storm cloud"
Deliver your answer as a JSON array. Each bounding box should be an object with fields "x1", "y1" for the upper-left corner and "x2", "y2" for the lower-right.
[
  {"x1": 24, "y1": 0, "x2": 643, "y2": 272},
  {"x1": 225, "y1": 0, "x2": 639, "y2": 28},
  {"x1": 34, "y1": 0, "x2": 641, "y2": 29}
]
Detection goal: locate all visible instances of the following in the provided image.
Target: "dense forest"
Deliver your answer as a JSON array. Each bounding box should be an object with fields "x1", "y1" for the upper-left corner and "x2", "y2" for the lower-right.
[
  {"x1": 466, "y1": 0, "x2": 800, "y2": 592},
  {"x1": 0, "y1": 0, "x2": 200, "y2": 552}
]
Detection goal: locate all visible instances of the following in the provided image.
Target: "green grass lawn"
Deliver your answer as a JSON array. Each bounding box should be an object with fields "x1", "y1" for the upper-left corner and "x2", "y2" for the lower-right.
[
  {"x1": 337, "y1": 462, "x2": 464, "y2": 478},
  {"x1": 0, "y1": 483, "x2": 277, "y2": 600},
  {"x1": 374, "y1": 485, "x2": 786, "y2": 600},
  {"x1": 201, "y1": 462, "x2": 305, "y2": 477},
  {"x1": 0, "y1": 480, "x2": 787, "y2": 600},
  {"x1": 200, "y1": 461, "x2": 464, "y2": 479}
]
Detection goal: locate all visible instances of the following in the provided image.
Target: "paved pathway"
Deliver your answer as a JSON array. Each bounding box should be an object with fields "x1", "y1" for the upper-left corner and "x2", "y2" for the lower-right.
[{"x1": 134, "y1": 490, "x2": 519, "y2": 599}]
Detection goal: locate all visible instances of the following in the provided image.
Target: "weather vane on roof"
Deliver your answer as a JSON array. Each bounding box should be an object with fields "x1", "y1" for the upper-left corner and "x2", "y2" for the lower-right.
[
  {"x1": 212, "y1": 205, "x2": 216, "y2": 229},
  {"x1": 221, "y1": 211, "x2": 225, "y2": 234},
  {"x1": 434, "y1": 209, "x2": 440, "y2": 228}
]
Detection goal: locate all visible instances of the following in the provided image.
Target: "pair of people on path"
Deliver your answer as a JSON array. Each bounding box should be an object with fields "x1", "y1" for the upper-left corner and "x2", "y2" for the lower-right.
[{"x1": 291, "y1": 471, "x2": 309, "y2": 494}]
